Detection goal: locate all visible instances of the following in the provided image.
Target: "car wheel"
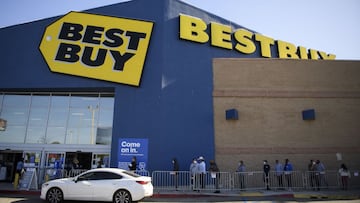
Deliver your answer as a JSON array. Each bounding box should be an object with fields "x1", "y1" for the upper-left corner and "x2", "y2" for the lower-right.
[
  {"x1": 113, "y1": 189, "x2": 132, "y2": 203},
  {"x1": 46, "y1": 187, "x2": 63, "y2": 203}
]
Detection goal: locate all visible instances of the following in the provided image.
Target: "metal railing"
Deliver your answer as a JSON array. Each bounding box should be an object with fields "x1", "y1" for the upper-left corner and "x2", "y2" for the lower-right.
[
  {"x1": 304, "y1": 170, "x2": 339, "y2": 190},
  {"x1": 32, "y1": 168, "x2": 360, "y2": 191},
  {"x1": 152, "y1": 170, "x2": 360, "y2": 192}
]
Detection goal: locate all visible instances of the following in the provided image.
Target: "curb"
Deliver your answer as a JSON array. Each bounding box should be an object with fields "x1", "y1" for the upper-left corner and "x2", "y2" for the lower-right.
[
  {"x1": 239, "y1": 192, "x2": 263, "y2": 197},
  {"x1": 239, "y1": 192, "x2": 294, "y2": 198},
  {"x1": 294, "y1": 193, "x2": 360, "y2": 200},
  {"x1": 151, "y1": 193, "x2": 214, "y2": 198},
  {"x1": 0, "y1": 190, "x2": 40, "y2": 195}
]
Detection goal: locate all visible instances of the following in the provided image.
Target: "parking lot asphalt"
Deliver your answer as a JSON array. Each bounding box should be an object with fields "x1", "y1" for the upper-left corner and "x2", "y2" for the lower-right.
[{"x1": 1, "y1": 182, "x2": 359, "y2": 201}]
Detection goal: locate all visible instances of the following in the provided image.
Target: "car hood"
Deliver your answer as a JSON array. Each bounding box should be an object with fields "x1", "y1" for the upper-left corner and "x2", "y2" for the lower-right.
[{"x1": 46, "y1": 177, "x2": 74, "y2": 184}]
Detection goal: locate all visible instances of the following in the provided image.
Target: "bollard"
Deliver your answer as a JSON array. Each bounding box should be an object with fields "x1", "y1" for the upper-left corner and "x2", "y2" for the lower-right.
[{"x1": 14, "y1": 173, "x2": 19, "y2": 189}]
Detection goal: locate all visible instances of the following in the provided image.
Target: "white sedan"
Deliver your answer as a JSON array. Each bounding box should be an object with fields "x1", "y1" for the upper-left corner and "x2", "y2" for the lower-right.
[{"x1": 40, "y1": 168, "x2": 153, "y2": 203}]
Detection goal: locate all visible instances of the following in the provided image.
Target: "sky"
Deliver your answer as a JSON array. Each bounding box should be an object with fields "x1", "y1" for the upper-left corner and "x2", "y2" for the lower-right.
[{"x1": 1, "y1": 0, "x2": 359, "y2": 60}]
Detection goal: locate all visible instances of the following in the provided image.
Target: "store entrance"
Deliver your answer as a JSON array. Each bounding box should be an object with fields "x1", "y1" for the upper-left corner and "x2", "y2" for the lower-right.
[
  {"x1": 0, "y1": 151, "x2": 23, "y2": 182},
  {"x1": 65, "y1": 152, "x2": 92, "y2": 170}
]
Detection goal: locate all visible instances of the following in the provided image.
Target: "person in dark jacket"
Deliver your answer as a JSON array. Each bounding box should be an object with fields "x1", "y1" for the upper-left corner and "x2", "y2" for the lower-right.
[
  {"x1": 128, "y1": 156, "x2": 137, "y2": 171},
  {"x1": 263, "y1": 160, "x2": 271, "y2": 190},
  {"x1": 209, "y1": 160, "x2": 220, "y2": 193},
  {"x1": 172, "y1": 158, "x2": 179, "y2": 190},
  {"x1": 284, "y1": 159, "x2": 293, "y2": 189}
]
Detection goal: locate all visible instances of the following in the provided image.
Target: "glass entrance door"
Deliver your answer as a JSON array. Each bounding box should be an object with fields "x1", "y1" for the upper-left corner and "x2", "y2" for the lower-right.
[
  {"x1": 23, "y1": 151, "x2": 41, "y2": 168},
  {"x1": 46, "y1": 152, "x2": 65, "y2": 169},
  {"x1": 92, "y1": 153, "x2": 110, "y2": 168},
  {"x1": 65, "y1": 152, "x2": 92, "y2": 170},
  {"x1": 45, "y1": 152, "x2": 65, "y2": 181},
  {"x1": 0, "y1": 151, "x2": 22, "y2": 182}
]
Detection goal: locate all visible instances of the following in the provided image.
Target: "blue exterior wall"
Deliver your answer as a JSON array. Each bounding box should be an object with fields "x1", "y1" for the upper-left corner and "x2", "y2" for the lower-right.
[{"x1": 0, "y1": 0, "x2": 265, "y2": 171}]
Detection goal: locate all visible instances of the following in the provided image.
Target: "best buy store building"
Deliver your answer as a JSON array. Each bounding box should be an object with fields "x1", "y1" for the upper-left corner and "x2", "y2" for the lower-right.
[{"x1": 1, "y1": 0, "x2": 359, "y2": 182}]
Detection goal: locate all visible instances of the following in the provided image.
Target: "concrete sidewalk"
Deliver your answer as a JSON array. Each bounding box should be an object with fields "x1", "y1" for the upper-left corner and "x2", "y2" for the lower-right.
[
  {"x1": 151, "y1": 189, "x2": 360, "y2": 200},
  {"x1": 1, "y1": 182, "x2": 359, "y2": 201}
]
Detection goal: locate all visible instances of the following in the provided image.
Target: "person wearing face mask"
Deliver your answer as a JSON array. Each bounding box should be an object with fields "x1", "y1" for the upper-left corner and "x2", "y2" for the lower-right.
[
  {"x1": 189, "y1": 158, "x2": 198, "y2": 190},
  {"x1": 197, "y1": 156, "x2": 206, "y2": 189},
  {"x1": 315, "y1": 160, "x2": 328, "y2": 189},
  {"x1": 172, "y1": 158, "x2": 179, "y2": 190},
  {"x1": 274, "y1": 160, "x2": 283, "y2": 189},
  {"x1": 236, "y1": 160, "x2": 246, "y2": 189},
  {"x1": 284, "y1": 159, "x2": 293, "y2": 190},
  {"x1": 263, "y1": 160, "x2": 271, "y2": 190},
  {"x1": 308, "y1": 160, "x2": 316, "y2": 190},
  {"x1": 209, "y1": 160, "x2": 220, "y2": 193},
  {"x1": 128, "y1": 156, "x2": 137, "y2": 171}
]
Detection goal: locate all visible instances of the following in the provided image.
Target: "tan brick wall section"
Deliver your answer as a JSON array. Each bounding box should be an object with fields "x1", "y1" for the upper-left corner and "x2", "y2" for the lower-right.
[{"x1": 213, "y1": 59, "x2": 360, "y2": 172}]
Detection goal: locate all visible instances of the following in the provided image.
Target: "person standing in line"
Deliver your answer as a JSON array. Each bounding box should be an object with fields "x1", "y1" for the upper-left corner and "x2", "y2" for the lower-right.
[
  {"x1": 172, "y1": 158, "x2": 179, "y2": 190},
  {"x1": 128, "y1": 156, "x2": 137, "y2": 171},
  {"x1": 209, "y1": 160, "x2": 220, "y2": 193},
  {"x1": 16, "y1": 158, "x2": 24, "y2": 175},
  {"x1": 189, "y1": 158, "x2": 198, "y2": 190},
  {"x1": 315, "y1": 160, "x2": 328, "y2": 189},
  {"x1": 72, "y1": 156, "x2": 80, "y2": 169},
  {"x1": 14, "y1": 158, "x2": 24, "y2": 188},
  {"x1": 263, "y1": 160, "x2": 271, "y2": 190},
  {"x1": 97, "y1": 160, "x2": 103, "y2": 168},
  {"x1": 197, "y1": 156, "x2": 206, "y2": 189},
  {"x1": 284, "y1": 159, "x2": 293, "y2": 190},
  {"x1": 339, "y1": 163, "x2": 351, "y2": 190},
  {"x1": 236, "y1": 160, "x2": 246, "y2": 189},
  {"x1": 308, "y1": 160, "x2": 317, "y2": 190},
  {"x1": 274, "y1": 160, "x2": 283, "y2": 189}
]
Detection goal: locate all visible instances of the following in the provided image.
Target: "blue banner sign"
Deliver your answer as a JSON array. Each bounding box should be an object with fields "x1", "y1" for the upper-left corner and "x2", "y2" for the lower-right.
[{"x1": 118, "y1": 138, "x2": 148, "y2": 170}]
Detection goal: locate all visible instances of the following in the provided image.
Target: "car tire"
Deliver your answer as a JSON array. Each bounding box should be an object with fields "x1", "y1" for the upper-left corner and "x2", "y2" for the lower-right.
[
  {"x1": 113, "y1": 189, "x2": 132, "y2": 203},
  {"x1": 46, "y1": 187, "x2": 63, "y2": 203}
]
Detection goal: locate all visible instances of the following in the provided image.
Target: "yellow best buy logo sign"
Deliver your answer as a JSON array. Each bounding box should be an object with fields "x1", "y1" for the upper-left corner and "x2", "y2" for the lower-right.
[
  {"x1": 39, "y1": 12, "x2": 154, "y2": 86},
  {"x1": 179, "y1": 14, "x2": 336, "y2": 60}
]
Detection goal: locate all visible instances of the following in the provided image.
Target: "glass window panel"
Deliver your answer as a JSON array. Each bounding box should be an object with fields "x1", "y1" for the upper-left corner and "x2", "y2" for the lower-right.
[
  {"x1": 46, "y1": 126, "x2": 66, "y2": 144},
  {"x1": 0, "y1": 94, "x2": 3, "y2": 113},
  {"x1": 0, "y1": 92, "x2": 113, "y2": 145},
  {"x1": 48, "y1": 108, "x2": 68, "y2": 126},
  {"x1": 65, "y1": 129, "x2": 77, "y2": 144},
  {"x1": 70, "y1": 94, "x2": 99, "y2": 108},
  {"x1": 68, "y1": 108, "x2": 97, "y2": 127},
  {"x1": 96, "y1": 127, "x2": 112, "y2": 145},
  {"x1": 66, "y1": 127, "x2": 91, "y2": 144},
  {"x1": 78, "y1": 127, "x2": 92, "y2": 144},
  {"x1": 3, "y1": 94, "x2": 30, "y2": 107},
  {"x1": 28, "y1": 107, "x2": 49, "y2": 126},
  {"x1": 1, "y1": 107, "x2": 29, "y2": 125},
  {"x1": 51, "y1": 95, "x2": 70, "y2": 108},
  {"x1": 31, "y1": 95, "x2": 50, "y2": 107},
  {"x1": 26, "y1": 126, "x2": 46, "y2": 144},
  {"x1": 0, "y1": 125, "x2": 26, "y2": 143},
  {"x1": 99, "y1": 97, "x2": 114, "y2": 108},
  {"x1": 98, "y1": 109, "x2": 113, "y2": 127}
]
